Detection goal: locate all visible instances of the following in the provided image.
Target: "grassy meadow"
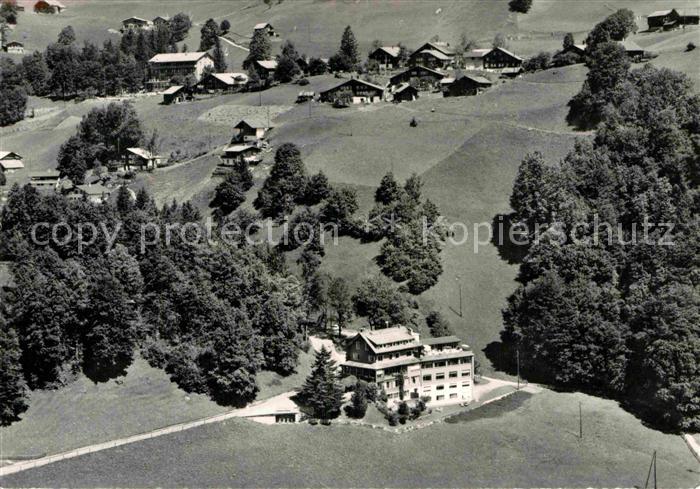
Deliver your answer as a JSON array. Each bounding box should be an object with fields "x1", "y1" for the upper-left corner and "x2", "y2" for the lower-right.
[{"x1": 4, "y1": 389, "x2": 699, "y2": 487}]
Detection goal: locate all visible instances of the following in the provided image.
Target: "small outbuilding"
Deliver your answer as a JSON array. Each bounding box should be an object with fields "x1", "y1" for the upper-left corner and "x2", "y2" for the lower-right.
[
  {"x1": 34, "y1": 0, "x2": 65, "y2": 13},
  {"x1": 253, "y1": 59, "x2": 278, "y2": 81},
  {"x1": 162, "y1": 85, "x2": 187, "y2": 104},
  {"x1": 620, "y1": 39, "x2": 646, "y2": 61},
  {"x1": 253, "y1": 22, "x2": 277, "y2": 36},
  {"x1": 72, "y1": 184, "x2": 112, "y2": 204},
  {"x1": 0, "y1": 152, "x2": 24, "y2": 173},
  {"x1": 443, "y1": 74, "x2": 492, "y2": 97},
  {"x1": 391, "y1": 83, "x2": 418, "y2": 103},
  {"x1": 221, "y1": 144, "x2": 262, "y2": 166},
  {"x1": 232, "y1": 117, "x2": 274, "y2": 143},
  {"x1": 124, "y1": 148, "x2": 164, "y2": 171},
  {"x1": 296, "y1": 91, "x2": 316, "y2": 103}
]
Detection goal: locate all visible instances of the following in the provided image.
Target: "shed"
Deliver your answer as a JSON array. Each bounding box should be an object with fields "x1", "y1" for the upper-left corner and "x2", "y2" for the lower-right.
[
  {"x1": 34, "y1": 0, "x2": 65, "y2": 13},
  {"x1": 221, "y1": 144, "x2": 262, "y2": 165},
  {"x1": 0, "y1": 151, "x2": 24, "y2": 173},
  {"x1": 232, "y1": 116, "x2": 273, "y2": 143},
  {"x1": 162, "y1": 85, "x2": 187, "y2": 104},
  {"x1": 124, "y1": 148, "x2": 164, "y2": 171},
  {"x1": 253, "y1": 22, "x2": 276, "y2": 36},
  {"x1": 443, "y1": 74, "x2": 492, "y2": 97},
  {"x1": 620, "y1": 39, "x2": 645, "y2": 60},
  {"x1": 4, "y1": 41, "x2": 25, "y2": 54},
  {"x1": 392, "y1": 83, "x2": 418, "y2": 103},
  {"x1": 389, "y1": 65, "x2": 445, "y2": 91},
  {"x1": 296, "y1": 91, "x2": 316, "y2": 103}
]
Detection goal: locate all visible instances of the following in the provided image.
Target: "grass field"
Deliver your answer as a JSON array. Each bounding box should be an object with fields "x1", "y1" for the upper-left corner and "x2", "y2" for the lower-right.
[{"x1": 4, "y1": 389, "x2": 698, "y2": 487}]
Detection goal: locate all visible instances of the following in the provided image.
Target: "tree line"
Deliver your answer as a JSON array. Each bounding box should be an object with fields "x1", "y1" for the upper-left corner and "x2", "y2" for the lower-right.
[{"x1": 502, "y1": 31, "x2": 699, "y2": 430}]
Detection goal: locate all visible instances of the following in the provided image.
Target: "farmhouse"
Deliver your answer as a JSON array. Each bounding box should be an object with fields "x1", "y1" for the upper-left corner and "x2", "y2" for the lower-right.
[
  {"x1": 34, "y1": 0, "x2": 65, "y2": 13},
  {"x1": 319, "y1": 78, "x2": 385, "y2": 104},
  {"x1": 254, "y1": 22, "x2": 276, "y2": 36},
  {"x1": 153, "y1": 16, "x2": 170, "y2": 27},
  {"x1": 253, "y1": 59, "x2": 278, "y2": 81},
  {"x1": 29, "y1": 169, "x2": 61, "y2": 190},
  {"x1": 121, "y1": 17, "x2": 153, "y2": 31},
  {"x1": 221, "y1": 144, "x2": 262, "y2": 166},
  {"x1": 3, "y1": 41, "x2": 24, "y2": 54},
  {"x1": 389, "y1": 65, "x2": 445, "y2": 91},
  {"x1": 391, "y1": 83, "x2": 418, "y2": 103},
  {"x1": 162, "y1": 85, "x2": 188, "y2": 104},
  {"x1": 72, "y1": 184, "x2": 112, "y2": 204},
  {"x1": 408, "y1": 48, "x2": 452, "y2": 69},
  {"x1": 483, "y1": 47, "x2": 523, "y2": 70},
  {"x1": 647, "y1": 9, "x2": 680, "y2": 30},
  {"x1": 232, "y1": 117, "x2": 273, "y2": 143},
  {"x1": 462, "y1": 48, "x2": 491, "y2": 69},
  {"x1": 147, "y1": 52, "x2": 215, "y2": 90},
  {"x1": 124, "y1": 148, "x2": 164, "y2": 171},
  {"x1": 368, "y1": 46, "x2": 402, "y2": 70},
  {"x1": 341, "y1": 326, "x2": 474, "y2": 406},
  {"x1": 0, "y1": 151, "x2": 24, "y2": 173},
  {"x1": 197, "y1": 72, "x2": 248, "y2": 93},
  {"x1": 443, "y1": 74, "x2": 492, "y2": 97}
]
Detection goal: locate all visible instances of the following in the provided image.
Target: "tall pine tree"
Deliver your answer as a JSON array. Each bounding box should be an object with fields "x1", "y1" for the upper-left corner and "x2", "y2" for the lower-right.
[{"x1": 299, "y1": 346, "x2": 343, "y2": 419}]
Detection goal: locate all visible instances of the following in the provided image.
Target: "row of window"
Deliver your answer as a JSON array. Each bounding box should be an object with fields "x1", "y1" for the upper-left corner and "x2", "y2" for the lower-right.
[
  {"x1": 423, "y1": 381, "x2": 470, "y2": 393},
  {"x1": 422, "y1": 370, "x2": 470, "y2": 382},
  {"x1": 436, "y1": 393, "x2": 459, "y2": 401},
  {"x1": 422, "y1": 358, "x2": 470, "y2": 369}
]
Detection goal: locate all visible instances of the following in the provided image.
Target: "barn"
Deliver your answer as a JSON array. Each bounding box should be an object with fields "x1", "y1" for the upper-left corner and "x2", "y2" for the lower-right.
[
  {"x1": 389, "y1": 65, "x2": 445, "y2": 91},
  {"x1": 198, "y1": 72, "x2": 248, "y2": 93},
  {"x1": 319, "y1": 78, "x2": 385, "y2": 104},
  {"x1": 482, "y1": 47, "x2": 523, "y2": 70},
  {"x1": 392, "y1": 83, "x2": 419, "y2": 103},
  {"x1": 443, "y1": 74, "x2": 492, "y2": 97}
]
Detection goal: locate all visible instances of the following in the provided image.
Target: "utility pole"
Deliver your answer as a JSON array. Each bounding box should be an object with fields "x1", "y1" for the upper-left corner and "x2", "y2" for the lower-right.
[
  {"x1": 644, "y1": 450, "x2": 657, "y2": 489},
  {"x1": 455, "y1": 275, "x2": 462, "y2": 317},
  {"x1": 516, "y1": 348, "x2": 520, "y2": 390},
  {"x1": 579, "y1": 401, "x2": 583, "y2": 439},
  {"x1": 259, "y1": 91, "x2": 262, "y2": 107}
]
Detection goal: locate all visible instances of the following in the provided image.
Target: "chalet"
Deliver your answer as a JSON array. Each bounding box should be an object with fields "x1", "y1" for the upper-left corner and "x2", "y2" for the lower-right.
[
  {"x1": 0, "y1": 151, "x2": 24, "y2": 173},
  {"x1": 162, "y1": 85, "x2": 188, "y2": 104},
  {"x1": 29, "y1": 169, "x2": 61, "y2": 190},
  {"x1": 409, "y1": 49, "x2": 452, "y2": 69},
  {"x1": 121, "y1": 17, "x2": 153, "y2": 31},
  {"x1": 147, "y1": 52, "x2": 215, "y2": 90},
  {"x1": 232, "y1": 117, "x2": 273, "y2": 143},
  {"x1": 253, "y1": 22, "x2": 276, "y2": 36},
  {"x1": 443, "y1": 74, "x2": 492, "y2": 97},
  {"x1": 73, "y1": 184, "x2": 112, "y2": 204},
  {"x1": 3, "y1": 41, "x2": 24, "y2": 54},
  {"x1": 221, "y1": 144, "x2": 262, "y2": 166},
  {"x1": 341, "y1": 326, "x2": 474, "y2": 406},
  {"x1": 368, "y1": 46, "x2": 402, "y2": 70},
  {"x1": 124, "y1": 148, "x2": 164, "y2": 171},
  {"x1": 620, "y1": 38, "x2": 645, "y2": 61},
  {"x1": 197, "y1": 72, "x2": 248, "y2": 93},
  {"x1": 483, "y1": 47, "x2": 523, "y2": 70},
  {"x1": 153, "y1": 16, "x2": 170, "y2": 27},
  {"x1": 34, "y1": 0, "x2": 65, "y2": 13},
  {"x1": 253, "y1": 59, "x2": 278, "y2": 81},
  {"x1": 296, "y1": 91, "x2": 315, "y2": 103},
  {"x1": 678, "y1": 9, "x2": 699, "y2": 25},
  {"x1": 647, "y1": 9, "x2": 680, "y2": 30},
  {"x1": 319, "y1": 78, "x2": 385, "y2": 105},
  {"x1": 388, "y1": 65, "x2": 445, "y2": 91},
  {"x1": 391, "y1": 83, "x2": 418, "y2": 103},
  {"x1": 462, "y1": 48, "x2": 491, "y2": 69}
]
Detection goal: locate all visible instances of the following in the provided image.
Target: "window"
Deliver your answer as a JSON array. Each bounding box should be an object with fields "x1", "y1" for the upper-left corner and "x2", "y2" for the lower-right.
[
  {"x1": 369, "y1": 355, "x2": 375, "y2": 362},
  {"x1": 423, "y1": 387, "x2": 431, "y2": 393},
  {"x1": 462, "y1": 381, "x2": 470, "y2": 387},
  {"x1": 449, "y1": 384, "x2": 457, "y2": 389},
  {"x1": 423, "y1": 362, "x2": 433, "y2": 369},
  {"x1": 449, "y1": 371, "x2": 458, "y2": 378},
  {"x1": 436, "y1": 385, "x2": 444, "y2": 391},
  {"x1": 449, "y1": 393, "x2": 458, "y2": 399},
  {"x1": 422, "y1": 374, "x2": 432, "y2": 381},
  {"x1": 462, "y1": 370, "x2": 470, "y2": 377},
  {"x1": 436, "y1": 395, "x2": 445, "y2": 401},
  {"x1": 448, "y1": 359, "x2": 459, "y2": 365},
  {"x1": 436, "y1": 373, "x2": 445, "y2": 380},
  {"x1": 435, "y1": 361, "x2": 446, "y2": 367}
]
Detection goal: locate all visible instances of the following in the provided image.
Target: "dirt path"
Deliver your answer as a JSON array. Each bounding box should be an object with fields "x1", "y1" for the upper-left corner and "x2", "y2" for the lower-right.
[{"x1": 219, "y1": 36, "x2": 250, "y2": 52}]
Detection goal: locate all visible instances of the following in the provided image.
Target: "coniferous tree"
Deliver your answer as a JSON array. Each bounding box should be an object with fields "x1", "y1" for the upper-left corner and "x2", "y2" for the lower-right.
[
  {"x1": 254, "y1": 143, "x2": 307, "y2": 219},
  {"x1": 0, "y1": 313, "x2": 28, "y2": 426},
  {"x1": 199, "y1": 18, "x2": 220, "y2": 51},
  {"x1": 339, "y1": 25, "x2": 359, "y2": 68},
  {"x1": 212, "y1": 36, "x2": 227, "y2": 72},
  {"x1": 299, "y1": 346, "x2": 343, "y2": 419},
  {"x1": 243, "y1": 29, "x2": 271, "y2": 69}
]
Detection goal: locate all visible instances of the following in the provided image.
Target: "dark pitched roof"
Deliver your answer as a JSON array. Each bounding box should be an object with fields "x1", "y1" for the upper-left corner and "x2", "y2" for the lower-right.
[
  {"x1": 320, "y1": 78, "x2": 385, "y2": 95},
  {"x1": 422, "y1": 335, "x2": 461, "y2": 346}
]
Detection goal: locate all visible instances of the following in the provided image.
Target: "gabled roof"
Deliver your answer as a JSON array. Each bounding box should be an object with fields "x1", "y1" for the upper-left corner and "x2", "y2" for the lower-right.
[
  {"x1": 127, "y1": 147, "x2": 159, "y2": 159},
  {"x1": 648, "y1": 9, "x2": 675, "y2": 17},
  {"x1": 223, "y1": 144, "x2": 258, "y2": 154},
  {"x1": 153, "y1": 15, "x2": 170, "y2": 21},
  {"x1": 321, "y1": 78, "x2": 385, "y2": 95},
  {"x1": 162, "y1": 85, "x2": 184, "y2": 95},
  {"x1": 413, "y1": 49, "x2": 451, "y2": 61},
  {"x1": 0, "y1": 151, "x2": 22, "y2": 160},
  {"x1": 0, "y1": 160, "x2": 24, "y2": 170},
  {"x1": 254, "y1": 22, "x2": 272, "y2": 30},
  {"x1": 464, "y1": 48, "x2": 491, "y2": 58},
  {"x1": 5, "y1": 41, "x2": 24, "y2": 47},
  {"x1": 122, "y1": 17, "x2": 150, "y2": 23},
  {"x1": 360, "y1": 326, "x2": 417, "y2": 347},
  {"x1": 414, "y1": 41, "x2": 455, "y2": 56},
  {"x1": 255, "y1": 59, "x2": 278, "y2": 70},
  {"x1": 76, "y1": 183, "x2": 110, "y2": 196},
  {"x1": 458, "y1": 74, "x2": 492, "y2": 85},
  {"x1": 149, "y1": 52, "x2": 211, "y2": 64},
  {"x1": 235, "y1": 116, "x2": 273, "y2": 129},
  {"x1": 208, "y1": 72, "x2": 248, "y2": 85},
  {"x1": 371, "y1": 46, "x2": 401, "y2": 58},
  {"x1": 487, "y1": 46, "x2": 523, "y2": 61},
  {"x1": 620, "y1": 38, "x2": 644, "y2": 52},
  {"x1": 394, "y1": 82, "x2": 416, "y2": 94},
  {"x1": 422, "y1": 335, "x2": 462, "y2": 346}
]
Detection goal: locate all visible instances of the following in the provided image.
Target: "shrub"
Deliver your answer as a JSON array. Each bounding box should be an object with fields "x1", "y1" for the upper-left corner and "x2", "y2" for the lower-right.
[
  {"x1": 309, "y1": 418, "x2": 318, "y2": 425},
  {"x1": 387, "y1": 412, "x2": 399, "y2": 426},
  {"x1": 523, "y1": 51, "x2": 551, "y2": 72},
  {"x1": 687, "y1": 42, "x2": 696, "y2": 52},
  {"x1": 298, "y1": 78, "x2": 310, "y2": 86},
  {"x1": 508, "y1": 0, "x2": 532, "y2": 14}
]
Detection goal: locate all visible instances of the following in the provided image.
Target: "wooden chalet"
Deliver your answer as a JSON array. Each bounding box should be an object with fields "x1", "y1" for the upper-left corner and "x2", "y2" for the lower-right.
[
  {"x1": 620, "y1": 39, "x2": 645, "y2": 61},
  {"x1": 391, "y1": 83, "x2": 418, "y2": 103},
  {"x1": 153, "y1": 16, "x2": 170, "y2": 27},
  {"x1": 0, "y1": 151, "x2": 24, "y2": 173},
  {"x1": 443, "y1": 74, "x2": 492, "y2": 97},
  {"x1": 388, "y1": 65, "x2": 445, "y2": 91},
  {"x1": 296, "y1": 91, "x2": 316, "y2": 103},
  {"x1": 122, "y1": 17, "x2": 153, "y2": 31},
  {"x1": 319, "y1": 78, "x2": 385, "y2": 105},
  {"x1": 162, "y1": 85, "x2": 188, "y2": 104},
  {"x1": 232, "y1": 116, "x2": 273, "y2": 143},
  {"x1": 71, "y1": 183, "x2": 112, "y2": 204},
  {"x1": 254, "y1": 59, "x2": 278, "y2": 81},
  {"x1": 368, "y1": 46, "x2": 402, "y2": 70},
  {"x1": 408, "y1": 41, "x2": 454, "y2": 69},
  {"x1": 254, "y1": 22, "x2": 277, "y2": 36},
  {"x1": 462, "y1": 48, "x2": 491, "y2": 70},
  {"x1": 562, "y1": 43, "x2": 587, "y2": 56},
  {"x1": 221, "y1": 144, "x2": 262, "y2": 166},
  {"x1": 29, "y1": 169, "x2": 61, "y2": 190},
  {"x1": 198, "y1": 72, "x2": 248, "y2": 93},
  {"x1": 647, "y1": 9, "x2": 680, "y2": 29},
  {"x1": 124, "y1": 148, "x2": 164, "y2": 171},
  {"x1": 482, "y1": 47, "x2": 523, "y2": 70}
]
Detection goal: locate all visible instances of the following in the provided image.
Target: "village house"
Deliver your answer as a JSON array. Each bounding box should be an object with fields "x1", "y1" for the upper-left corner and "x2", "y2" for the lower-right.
[
  {"x1": 368, "y1": 46, "x2": 402, "y2": 70},
  {"x1": 646, "y1": 8, "x2": 699, "y2": 30},
  {"x1": 197, "y1": 72, "x2": 248, "y2": 93},
  {"x1": 34, "y1": 0, "x2": 65, "y2": 13},
  {"x1": 253, "y1": 22, "x2": 277, "y2": 36},
  {"x1": 0, "y1": 151, "x2": 24, "y2": 173},
  {"x1": 121, "y1": 17, "x2": 153, "y2": 31},
  {"x1": 389, "y1": 65, "x2": 445, "y2": 91},
  {"x1": 153, "y1": 16, "x2": 170, "y2": 28},
  {"x1": 147, "y1": 52, "x2": 215, "y2": 90},
  {"x1": 29, "y1": 169, "x2": 61, "y2": 190},
  {"x1": 162, "y1": 85, "x2": 188, "y2": 104},
  {"x1": 483, "y1": 47, "x2": 523, "y2": 71},
  {"x1": 408, "y1": 41, "x2": 455, "y2": 69},
  {"x1": 253, "y1": 59, "x2": 278, "y2": 82},
  {"x1": 443, "y1": 74, "x2": 492, "y2": 97},
  {"x1": 221, "y1": 144, "x2": 262, "y2": 166},
  {"x1": 341, "y1": 326, "x2": 474, "y2": 406},
  {"x1": 3, "y1": 41, "x2": 24, "y2": 54},
  {"x1": 391, "y1": 83, "x2": 418, "y2": 103},
  {"x1": 123, "y1": 148, "x2": 164, "y2": 171},
  {"x1": 232, "y1": 117, "x2": 273, "y2": 143},
  {"x1": 319, "y1": 78, "x2": 385, "y2": 105},
  {"x1": 71, "y1": 183, "x2": 112, "y2": 204},
  {"x1": 462, "y1": 48, "x2": 491, "y2": 69},
  {"x1": 620, "y1": 38, "x2": 646, "y2": 61}
]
